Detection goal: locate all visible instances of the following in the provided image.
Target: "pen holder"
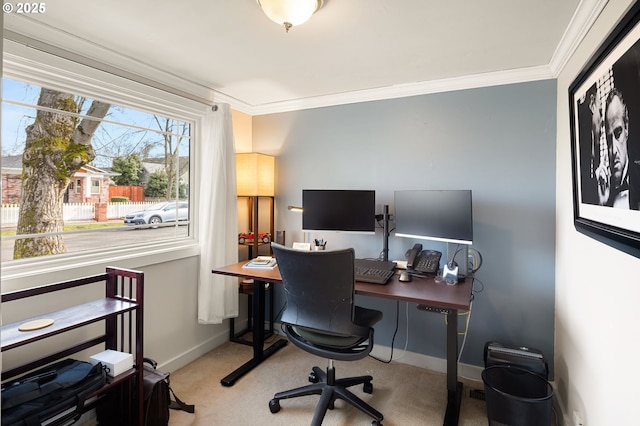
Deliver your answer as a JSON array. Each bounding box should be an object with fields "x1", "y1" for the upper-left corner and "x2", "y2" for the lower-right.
[{"x1": 313, "y1": 246, "x2": 325, "y2": 251}]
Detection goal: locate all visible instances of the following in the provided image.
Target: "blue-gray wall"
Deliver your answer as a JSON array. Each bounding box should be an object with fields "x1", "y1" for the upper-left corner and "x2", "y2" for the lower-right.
[{"x1": 252, "y1": 80, "x2": 557, "y2": 374}]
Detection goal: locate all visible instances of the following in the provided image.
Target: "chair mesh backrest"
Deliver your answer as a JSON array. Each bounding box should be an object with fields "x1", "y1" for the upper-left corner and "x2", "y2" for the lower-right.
[{"x1": 272, "y1": 243, "x2": 369, "y2": 338}]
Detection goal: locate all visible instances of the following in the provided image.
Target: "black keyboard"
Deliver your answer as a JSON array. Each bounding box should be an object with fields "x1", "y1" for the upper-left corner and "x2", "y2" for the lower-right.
[{"x1": 354, "y1": 259, "x2": 396, "y2": 284}]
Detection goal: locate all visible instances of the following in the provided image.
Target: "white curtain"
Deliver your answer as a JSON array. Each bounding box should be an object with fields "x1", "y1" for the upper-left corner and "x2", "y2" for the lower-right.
[{"x1": 197, "y1": 103, "x2": 239, "y2": 324}]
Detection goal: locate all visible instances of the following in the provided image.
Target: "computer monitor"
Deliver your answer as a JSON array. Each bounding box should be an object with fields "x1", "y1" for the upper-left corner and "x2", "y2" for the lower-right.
[
  {"x1": 394, "y1": 190, "x2": 473, "y2": 245},
  {"x1": 302, "y1": 190, "x2": 376, "y2": 234}
]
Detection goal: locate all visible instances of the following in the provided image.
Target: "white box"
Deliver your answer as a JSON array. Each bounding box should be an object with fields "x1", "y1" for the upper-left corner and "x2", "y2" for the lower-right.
[{"x1": 90, "y1": 349, "x2": 133, "y2": 377}]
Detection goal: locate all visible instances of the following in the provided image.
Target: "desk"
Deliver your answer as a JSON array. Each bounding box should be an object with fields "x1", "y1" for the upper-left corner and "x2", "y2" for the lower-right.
[{"x1": 212, "y1": 262, "x2": 473, "y2": 426}]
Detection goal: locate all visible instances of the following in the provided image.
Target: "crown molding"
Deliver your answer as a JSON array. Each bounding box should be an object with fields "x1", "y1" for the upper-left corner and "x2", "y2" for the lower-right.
[
  {"x1": 226, "y1": 65, "x2": 554, "y2": 116},
  {"x1": 548, "y1": 0, "x2": 609, "y2": 76},
  {"x1": 5, "y1": 0, "x2": 608, "y2": 117},
  {"x1": 220, "y1": 0, "x2": 610, "y2": 116}
]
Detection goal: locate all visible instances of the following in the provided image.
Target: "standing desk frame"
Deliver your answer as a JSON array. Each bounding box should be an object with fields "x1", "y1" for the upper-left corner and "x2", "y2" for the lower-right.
[{"x1": 212, "y1": 262, "x2": 473, "y2": 426}]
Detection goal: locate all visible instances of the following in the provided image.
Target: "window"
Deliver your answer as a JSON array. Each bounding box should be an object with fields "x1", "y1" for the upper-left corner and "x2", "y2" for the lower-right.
[
  {"x1": 91, "y1": 179, "x2": 100, "y2": 195},
  {"x1": 1, "y1": 44, "x2": 205, "y2": 271}
]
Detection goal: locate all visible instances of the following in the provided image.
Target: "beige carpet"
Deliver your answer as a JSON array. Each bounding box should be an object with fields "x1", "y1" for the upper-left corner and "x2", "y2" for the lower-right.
[{"x1": 167, "y1": 339, "x2": 489, "y2": 426}]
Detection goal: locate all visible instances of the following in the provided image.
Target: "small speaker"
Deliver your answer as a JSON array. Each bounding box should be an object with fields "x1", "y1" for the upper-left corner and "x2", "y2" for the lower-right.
[{"x1": 275, "y1": 230, "x2": 285, "y2": 245}]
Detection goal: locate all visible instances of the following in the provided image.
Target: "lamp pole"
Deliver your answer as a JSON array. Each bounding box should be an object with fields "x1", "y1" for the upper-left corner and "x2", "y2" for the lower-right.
[{"x1": 251, "y1": 195, "x2": 259, "y2": 258}]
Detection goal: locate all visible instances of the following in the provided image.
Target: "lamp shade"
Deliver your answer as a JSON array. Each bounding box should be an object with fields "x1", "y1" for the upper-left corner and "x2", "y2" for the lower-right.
[
  {"x1": 236, "y1": 153, "x2": 275, "y2": 196},
  {"x1": 257, "y1": 0, "x2": 322, "y2": 31}
]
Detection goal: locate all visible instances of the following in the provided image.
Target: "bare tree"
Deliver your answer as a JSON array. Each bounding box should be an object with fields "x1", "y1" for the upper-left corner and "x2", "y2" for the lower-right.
[
  {"x1": 14, "y1": 89, "x2": 110, "y2": 259},
  {"x1": 90, "y1": 105, "x2": 155, "y2": 167},
  {"x1": 153, "y1": 117, "x2": 188, "y2": 199}
]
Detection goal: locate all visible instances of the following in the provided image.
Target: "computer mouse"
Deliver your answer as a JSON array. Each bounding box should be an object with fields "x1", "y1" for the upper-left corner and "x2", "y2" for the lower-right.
[{"x1": 399, "y1": 271, "x2": 412, "y2": 282}]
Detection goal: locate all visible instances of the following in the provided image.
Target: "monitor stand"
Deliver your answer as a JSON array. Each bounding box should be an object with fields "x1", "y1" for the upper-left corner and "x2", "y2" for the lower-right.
[{"x1": 380, "y1": 205, "x2": 391, "y2": 261}]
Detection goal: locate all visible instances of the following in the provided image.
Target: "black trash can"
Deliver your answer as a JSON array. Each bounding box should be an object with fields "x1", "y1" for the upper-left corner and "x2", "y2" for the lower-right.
[{"x1": 482, "y1": 365, "x2": 553, "y2": 426}]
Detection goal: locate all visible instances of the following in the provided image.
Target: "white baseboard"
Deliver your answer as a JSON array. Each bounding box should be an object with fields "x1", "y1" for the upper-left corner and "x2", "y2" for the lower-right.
[
  {"x1": 551, "y1": 383, "x2": 569, "y2": 426},
  {"x1": 369, "y1": 342, "x2": 484, "y2": 384},
  {"x1": 158, "y1": 326, "x2": 231, "y2": 373},
  {"x1": 269, "y1": 324, "x2": 484, "y2": 383}
]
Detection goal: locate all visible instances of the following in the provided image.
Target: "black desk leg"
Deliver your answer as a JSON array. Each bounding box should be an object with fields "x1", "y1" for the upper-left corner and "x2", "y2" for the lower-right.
[
  {"x1": 443, "y1": 308, "x2": 463, "y2": 426},
  {"x1": 221, "y1": 279, "x2": 287, "y2": 387}
]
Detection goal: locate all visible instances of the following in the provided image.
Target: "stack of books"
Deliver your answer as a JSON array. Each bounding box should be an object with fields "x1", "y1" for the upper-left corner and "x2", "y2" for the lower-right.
[{"x1": 242, "y1": 256, "x2": 277, "y2": 269}]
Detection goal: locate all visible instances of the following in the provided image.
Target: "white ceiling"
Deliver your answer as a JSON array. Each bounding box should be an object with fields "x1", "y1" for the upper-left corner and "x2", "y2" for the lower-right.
[{"x1": 4, "y1": 0, "x2": 607, "y2": 115}]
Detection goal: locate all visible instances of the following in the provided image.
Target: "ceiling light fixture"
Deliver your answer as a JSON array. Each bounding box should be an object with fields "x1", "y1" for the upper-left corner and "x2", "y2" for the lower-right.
[{"x1": 257, "y1": 0, "x2": 323, "y2": 33}]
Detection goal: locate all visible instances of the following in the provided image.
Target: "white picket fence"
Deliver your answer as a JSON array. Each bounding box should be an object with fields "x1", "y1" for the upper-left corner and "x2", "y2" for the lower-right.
[{"x1": 1, "y1": 202, "x2": 156, "y2": 226}]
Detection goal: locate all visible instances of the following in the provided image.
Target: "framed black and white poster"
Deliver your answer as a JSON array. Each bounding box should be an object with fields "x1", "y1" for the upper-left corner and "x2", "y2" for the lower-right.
[{"x1": 569, "y1": 1, "x2": 640, "y2": 254}]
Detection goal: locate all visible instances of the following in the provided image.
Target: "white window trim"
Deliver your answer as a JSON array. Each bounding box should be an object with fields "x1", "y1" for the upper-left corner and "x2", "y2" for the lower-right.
[
  {"x1": 86, "y1": 176, "x2": 95, "y2": 196},
  {"x1": 4, "y1": 41, "x2": 206, "y2": 121},
  {"x1": 91, "y1": 179, "x2": 100, "y2": 194},
  {"x1": 1, "y1": 241, "x2": 201, "y2": 285},
  {"x1": 2, "y1": 39, "x2": 209, "y2": 280}
]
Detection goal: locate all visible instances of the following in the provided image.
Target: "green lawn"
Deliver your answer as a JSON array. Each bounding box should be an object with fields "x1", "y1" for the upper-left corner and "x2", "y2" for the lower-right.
[{"x1": 2, "y1": 222, "x2": 125, "y2": 237}]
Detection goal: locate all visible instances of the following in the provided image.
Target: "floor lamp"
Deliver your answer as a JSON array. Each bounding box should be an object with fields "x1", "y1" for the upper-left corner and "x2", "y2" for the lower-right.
[{"x1": 236, "y1": 153, "x2": 275, "y2": 258}]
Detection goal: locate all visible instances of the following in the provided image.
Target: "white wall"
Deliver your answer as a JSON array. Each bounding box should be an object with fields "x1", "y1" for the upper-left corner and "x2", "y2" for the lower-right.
[
  {"x1": 556, "y1": 0, "x2": 640, "y2": 424},
  {"x1": 1, "y1": 254, "x2": 228, "y2": 374}
]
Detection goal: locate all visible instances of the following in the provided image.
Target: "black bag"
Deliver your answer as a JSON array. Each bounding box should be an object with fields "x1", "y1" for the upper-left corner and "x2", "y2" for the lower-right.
[
  {"x1": 141, "y1": 358, "x2": 194, "y2": 426},
  {"x1": 1, "y1": 358, "x2": 106, "y2": 426},
  {"x1": 97, "y1": 357, "x2": 194, "y2": 426}
]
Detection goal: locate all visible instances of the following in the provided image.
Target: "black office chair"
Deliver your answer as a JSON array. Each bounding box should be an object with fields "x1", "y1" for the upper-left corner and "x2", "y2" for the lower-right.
[{"x1": 268, "y1": 243, "x2": 384, "y2": 426}]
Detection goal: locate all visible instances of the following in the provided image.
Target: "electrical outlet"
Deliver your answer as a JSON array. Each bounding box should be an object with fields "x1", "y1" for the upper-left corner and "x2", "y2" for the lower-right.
[{"x1": 573, "y1": 411, "x2": 584, "y2": 426}]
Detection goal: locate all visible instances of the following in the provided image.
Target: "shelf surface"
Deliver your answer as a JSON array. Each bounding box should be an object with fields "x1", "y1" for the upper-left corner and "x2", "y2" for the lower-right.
[{"x1": 1, "y1": 297, "x2": 138, "y2": 351}]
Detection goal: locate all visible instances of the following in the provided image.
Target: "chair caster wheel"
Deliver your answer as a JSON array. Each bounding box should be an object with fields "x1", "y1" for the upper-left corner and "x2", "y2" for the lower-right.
[
  {"x1": 269, "y1": 399, "x2": 281, "y2": 413},
  {"x1": 372, "y1": 421, "x2": 382, "y2": 426},
  {"x1": 363, "y1": 381, "x2": 373, "y2": 394},
  {"x1": 308, "y1": 371, "x2": 319, "y2": 383}
]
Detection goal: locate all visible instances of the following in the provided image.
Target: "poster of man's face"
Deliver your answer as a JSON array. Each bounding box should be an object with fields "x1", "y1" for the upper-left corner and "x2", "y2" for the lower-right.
[
  {"x1": 574, "y1": 39, "x2": 640, "y2": 213},
  {"x1": 571, "y1": 6, "x2": 640, "y2": 252}
]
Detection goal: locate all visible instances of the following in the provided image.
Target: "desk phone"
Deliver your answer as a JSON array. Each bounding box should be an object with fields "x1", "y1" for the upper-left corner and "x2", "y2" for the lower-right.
[{"x1": 405, "y1": 244, "x2": 442, "y2": 275}]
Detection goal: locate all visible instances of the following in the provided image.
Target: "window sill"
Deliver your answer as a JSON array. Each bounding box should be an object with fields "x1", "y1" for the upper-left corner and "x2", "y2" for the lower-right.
[{"x1": 1, "y1": 240, "x2": 200, "y2": 286}]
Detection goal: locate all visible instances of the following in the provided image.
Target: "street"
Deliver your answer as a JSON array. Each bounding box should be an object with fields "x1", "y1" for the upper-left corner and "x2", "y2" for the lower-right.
[{"x1": 1, "y1": 224, "x2": 189, "y2": 261}]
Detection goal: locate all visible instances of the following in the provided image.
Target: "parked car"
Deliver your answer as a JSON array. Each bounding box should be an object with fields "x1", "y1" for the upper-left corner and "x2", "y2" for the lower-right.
[
  {"x1": 124, "y1": 201, "x2": 188, "y2": 226},
  {"x1": 238, "y1": 231, "x2": 271, "y2": 244}
]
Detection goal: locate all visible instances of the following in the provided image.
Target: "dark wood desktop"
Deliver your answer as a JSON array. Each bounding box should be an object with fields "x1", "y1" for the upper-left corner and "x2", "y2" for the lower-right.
[{"x1": 211, "y1": 261, "x2": 473, "y2": 426}]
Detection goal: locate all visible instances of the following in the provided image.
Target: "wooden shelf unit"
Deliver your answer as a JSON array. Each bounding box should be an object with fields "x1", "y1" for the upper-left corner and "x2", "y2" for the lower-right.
[{"x1": 1, "y1": 267, "x2": 144, "y2": 426}]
